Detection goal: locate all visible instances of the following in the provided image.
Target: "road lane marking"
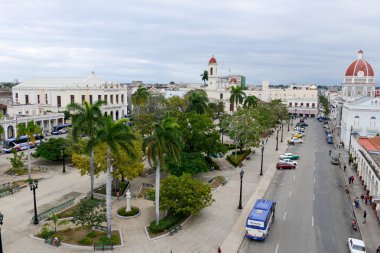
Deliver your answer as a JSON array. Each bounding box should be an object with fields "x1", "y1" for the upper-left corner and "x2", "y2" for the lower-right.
[
  {"x1": 312, "y1": 216, "x2": 314, "y2": 227},
  {"x1": 313, "y1": 194, "x2": 315, "y2": 201},
  {"x1": 314, "y1": 177, "x2": 315, "y2": 184},
  {"x1": 289, "y1": 191, "x2": 292, "y2": 198},
  {"x1": 314, "y1": 167, "x2": 315, "y2": 171},
  {"x1": 283, "y1": 212, "x2": 287, "y2": 220},
  {"x1": 275, "y1": 243, "x2": 279, "y2": 253},
  {"x1": 293, "y1": 175, "x2": 296, "y2": 181}
]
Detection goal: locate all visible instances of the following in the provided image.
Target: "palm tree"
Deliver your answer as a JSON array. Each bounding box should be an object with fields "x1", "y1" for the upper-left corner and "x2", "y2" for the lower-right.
[
  {"x1": 67, "y1": 100, "x2": 106, "y2": 199},
  {"x1": 144, "y1": 117, "x2": 182, "y2": 225},
  {"x1": 201, "y1": 70, "x2": 208, "y2": 85},
  {"x1": 187, "y1": 90, "x2": 209, "y2": 114},
  {"x1": 0, "y1": 112, "x2": 4, "y2": 140},
  {"x1": 17, "y1": 121, "x2": 42, "y2": 179},
  {"x1": 243, "y1": 95, "x2": 258, "y2": 109},
  {"x1": 131, "y1": 85, "x2": 150, "y2": 120},
  {"x1": 90, "y1": 117, "x2": 137, "y2": 238},
  {"x1": 230, "y1": 85, "x2": 246, "y2": 111}
]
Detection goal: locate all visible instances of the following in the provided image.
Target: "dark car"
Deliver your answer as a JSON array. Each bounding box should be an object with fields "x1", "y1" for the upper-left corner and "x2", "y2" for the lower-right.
[
  {"x1": 276, "y1": 162, "x2": 296, "y2": 170},
  {"x1": 331, "y1": 157, "x2": 339, "y2": 165}
]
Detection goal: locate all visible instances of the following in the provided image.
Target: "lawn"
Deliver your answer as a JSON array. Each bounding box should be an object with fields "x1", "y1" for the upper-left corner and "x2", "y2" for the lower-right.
[{"x1": 39, "y1": 227, "x2": 121, "y2": 246}]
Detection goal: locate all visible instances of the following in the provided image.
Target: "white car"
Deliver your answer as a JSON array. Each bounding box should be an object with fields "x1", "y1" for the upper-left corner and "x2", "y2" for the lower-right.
[
  {"x1": 279, "y1": 159, "x2": 297, "y2": 167},
  {"x1": 290, "y1": 138, "x2": 303, "y2": 143},
  {"x1": 348, "y1": 238, "x2": 366, "y2": 253}
]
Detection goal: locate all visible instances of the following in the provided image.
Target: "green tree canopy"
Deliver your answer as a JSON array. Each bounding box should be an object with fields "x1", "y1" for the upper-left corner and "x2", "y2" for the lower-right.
[
  {"x1": 185, "y1": 90, "x2": 209, "y2": 114},
  {"x1": 166, "y1": 152, "x2": 208, "y2": 176},
  {"x1": 160, "y1": 174, "x2": 214, "y2": 216},
  {"x1": 230, "y1": 85, "x2": 246, "y2": 111},
  {"x1": 33, "y1": 138, "x2": 67, "y2": 161},
  {"x1": 178, "y1": 112, "x2": 225, "y2": 154}
]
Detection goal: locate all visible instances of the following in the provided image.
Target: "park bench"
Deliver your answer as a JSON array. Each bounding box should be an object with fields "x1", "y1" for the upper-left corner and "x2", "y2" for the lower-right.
[
  {"x1": 142, "y1": 183, "x2": 154, "y2": 188},
  {"x1": 44, "y1": 237, "x2": 61, "y2": 247},
  {"x1": 169, "y1": 225, "x2": 182, "y2": 236},
  {"x1": 94, "y1": 244, "x2": 114, "y2": 251}
]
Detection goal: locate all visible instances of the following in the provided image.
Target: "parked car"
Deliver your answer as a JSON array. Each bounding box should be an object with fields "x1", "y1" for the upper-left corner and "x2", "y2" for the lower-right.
[
  {"x1": 347, "y1": 238, "x2": 366, "y2": 253},
  {"x1": 279, "y1": 159, "x2": 297, "y2": 167},
  {"x1": 327, "y1": 138, "x2": 334, "y2": 144},
  {"x1": 280, "y1": 153, "x2": 300, "y2": 160},
  {"x1": 276, "y1": 162, "x2": 296, "y2": 170},
  {"x1": 290, "y1": 138, "x2": 303, "y2": 143},
  {"x1": 331, "y1": 156, "x2": 339, "y2": 165}
]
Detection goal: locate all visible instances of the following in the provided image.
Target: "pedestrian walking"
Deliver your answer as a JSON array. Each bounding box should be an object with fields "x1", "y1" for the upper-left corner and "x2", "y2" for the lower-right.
[
  {"x1": 348, "y1": 176, "x2": 352, "y2": 184},
  {"x1": 363, "y1": 210, "x2": 367, "y2": 223},
  {"x1": 218, "y1": 245, "x2": 222, "y2": 253},
  {"x1": 351, "y1": 175, "x2": 355, "y2": 183},
  {"x1": 365, "y1": 195, "x2": 369, "y2": 205},
  {"x1": 360, "y1": 194, "x2": 364, "y2": 202},
  {"x1": 338, "y1": 153, "x2": 341, "y2": 158},
  {"x1": 344, "y1": 165, "x2": 347, "y2": 172},
  {"x1": 376, "y1": 246, "x2": 380, "y2": 253}
]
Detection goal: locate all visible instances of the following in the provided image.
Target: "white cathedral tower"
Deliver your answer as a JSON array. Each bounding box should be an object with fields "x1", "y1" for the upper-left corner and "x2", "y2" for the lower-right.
[{"x1": 207, "y1": 55, "x2": 218, "y2": 90}]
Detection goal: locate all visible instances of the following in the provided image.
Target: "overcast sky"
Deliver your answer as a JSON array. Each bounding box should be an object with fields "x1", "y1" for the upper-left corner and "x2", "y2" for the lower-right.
[{"x1": 0, "y1": 0, "x2": 379, "y2": 85}]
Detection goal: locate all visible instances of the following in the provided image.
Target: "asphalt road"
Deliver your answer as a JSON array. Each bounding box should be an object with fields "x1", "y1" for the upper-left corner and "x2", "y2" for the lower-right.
[{"x1": 239, "y1": 118, "x2": 360, "y2": 253}]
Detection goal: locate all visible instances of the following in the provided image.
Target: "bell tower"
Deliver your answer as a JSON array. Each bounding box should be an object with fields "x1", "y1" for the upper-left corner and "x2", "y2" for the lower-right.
[{"x1": 207, "y1": 55, "x2": 218, "y2": 90}]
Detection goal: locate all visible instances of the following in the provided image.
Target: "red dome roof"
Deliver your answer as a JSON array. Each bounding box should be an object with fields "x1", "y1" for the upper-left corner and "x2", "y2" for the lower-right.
[
  {"x1": 345, "y1": 50, "x2": 374, "y2": 77},
  {"x1": 209, "y1": 56, "x2": 217, "y2": 64}
]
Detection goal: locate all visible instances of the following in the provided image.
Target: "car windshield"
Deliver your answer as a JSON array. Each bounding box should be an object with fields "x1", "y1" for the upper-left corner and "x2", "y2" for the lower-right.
[{"x1": 352, "y1": 245, "x2": 365, "y2": 251}]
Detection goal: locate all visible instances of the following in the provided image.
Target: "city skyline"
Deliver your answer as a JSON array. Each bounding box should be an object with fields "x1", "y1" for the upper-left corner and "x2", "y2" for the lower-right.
[{"x1": 0, "y1": 0, "x2": 379, "y2": 85}]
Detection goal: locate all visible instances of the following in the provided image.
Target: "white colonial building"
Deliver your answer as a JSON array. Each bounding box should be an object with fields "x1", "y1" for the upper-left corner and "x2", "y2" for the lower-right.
[
  {"x1": 1, "y1": 72, "x2": 128, "y2": 139},
  {"x1": 336, "y1": 51, "x2": 380, "y2": 147},
  {"x1": 350, "y1": 136, "x2": 380, "y2": 216}
]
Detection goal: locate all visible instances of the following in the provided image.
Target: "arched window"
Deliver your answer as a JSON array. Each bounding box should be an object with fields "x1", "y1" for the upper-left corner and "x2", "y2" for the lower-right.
[
  {"x1": 370, "y1": 116, "x2": 376, "y2": 127},
  {"x1": 210, "y1": 68, "x2": 213, "y2": 76},
  {"x1": 220, "y1": 93, "x2": 223, "y2": 99},
  {"x1": 354, "y1": 115, "x2": 360, "y2": 126}
]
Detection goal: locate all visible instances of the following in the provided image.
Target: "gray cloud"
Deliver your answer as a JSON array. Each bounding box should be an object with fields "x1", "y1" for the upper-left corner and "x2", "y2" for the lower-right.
[{"x1": 0, "y1": 0, "x2": 379, "y2": 85}]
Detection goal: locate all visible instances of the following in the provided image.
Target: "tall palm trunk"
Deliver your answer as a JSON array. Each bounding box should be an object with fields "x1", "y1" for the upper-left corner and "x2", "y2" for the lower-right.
[
  {"x1": 27, "y1": 137, "x2": 31, "y2": 179},
  {"x1": 235, "y1": 96, "x2": 237, "y2": 112},
  {"x1": 106, "y1": 148, "x2": 112, "y2": 238},
  {"x1": 90, "y1": 149, "x2": 95, "y2": 199},
  {"x1": 155, "y1": 158, "x2": 161, "y2": 225}
]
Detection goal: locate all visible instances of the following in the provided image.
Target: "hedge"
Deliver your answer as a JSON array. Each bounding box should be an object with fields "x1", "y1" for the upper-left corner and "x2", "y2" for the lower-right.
[
  {"x1": 117, "y1": 206, "x2": 139, "y2": 217},
  {"x1": 148, "y1": 215, "x2": 183, "y2": 234},
  {"x1": 226, "y1": 149, "x2": 252, "y2": 167}
]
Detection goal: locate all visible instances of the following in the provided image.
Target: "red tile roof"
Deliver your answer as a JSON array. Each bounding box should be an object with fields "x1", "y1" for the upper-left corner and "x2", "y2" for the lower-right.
[{"x1": 358, "y1": 137, "x2": 380, "y2": 151}]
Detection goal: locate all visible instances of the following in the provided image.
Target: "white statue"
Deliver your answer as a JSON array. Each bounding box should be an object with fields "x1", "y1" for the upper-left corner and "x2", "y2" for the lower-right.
[{"x1": 126, "y1": 189, "x2": 131, "y2": 212}]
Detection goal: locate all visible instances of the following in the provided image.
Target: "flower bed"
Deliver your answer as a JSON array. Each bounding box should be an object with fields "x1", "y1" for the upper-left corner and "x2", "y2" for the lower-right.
[
  {"x1": 117, "y1": 206, "x2": 140, "y2": 217},
  {"x1": 226, "y1": 149, "x2": 252, "y2": 167},
  {"x1": 38, "y1": 227, "x2": 121, "y2": 246}
]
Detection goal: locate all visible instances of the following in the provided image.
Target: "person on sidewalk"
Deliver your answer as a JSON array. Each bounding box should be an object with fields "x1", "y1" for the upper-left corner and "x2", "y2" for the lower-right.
[
  {"x1": 351, "y1": 175, "x2": 355, "y2": 183},
  {"x1": 365, "y1": 195, "x2": 369, "y2": 205},
  {"x1": 344, "y1": 165, "x2": 347, "y2": 172},
  {"x1": 376, "y1": 246, "x2": 380, "y2": 253},
  {"x1": 360, "y1": 194, "x2": 364, "y2": 203},
  {"x1": 363, "y1": 210, "x2": 367, "y2": 223},
  {"x1": 348, "y1": 176, "x2": 352, "y2": 184}
]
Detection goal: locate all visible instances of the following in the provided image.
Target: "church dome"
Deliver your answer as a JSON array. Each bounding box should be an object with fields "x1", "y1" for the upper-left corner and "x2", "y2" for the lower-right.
[
  {"x1": 345, "y1": 50, "x2": 374, "y2": 77},
  {"x1": 209, "y1": 56, "x2": 217, "y2": 64}
]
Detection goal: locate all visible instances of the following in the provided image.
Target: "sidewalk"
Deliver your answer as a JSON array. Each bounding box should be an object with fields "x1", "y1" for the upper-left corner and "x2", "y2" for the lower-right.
[{"x1": 331, "y1": 124, "x2": 380, "y2": 253}]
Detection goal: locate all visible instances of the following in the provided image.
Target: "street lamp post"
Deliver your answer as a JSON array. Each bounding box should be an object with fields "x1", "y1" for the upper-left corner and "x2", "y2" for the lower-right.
[
  {"x1": 260, "y1": 140, "x2": 264, "y2": 176},
  {"x1": 276, "y1": 128, "x2": 279, "y2": 151},
  {"x1": 29, "y1": 180, "x2": 39, "y2": 225},
  {"x1": 281, "y1": 121, "x2": 284, "y2": 142},
  {"x1": 62, "y1": 144, "x2": 66, "y2": 173},
  {"x1": 287, "y1": 119, "x2": 290, "y2": 132},
  {"x1": 0, "y1": 212, "x2": 3, "y2": 253},
  {"x1": 238, "y1": 169, "x2": 244, "y2": 209}
]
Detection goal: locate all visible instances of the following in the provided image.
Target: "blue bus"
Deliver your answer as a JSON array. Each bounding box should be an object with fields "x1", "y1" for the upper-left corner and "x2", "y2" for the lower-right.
[
  {"x1": 245, "y1": 199, "x2": 276, "y2": 240},
  {"x1": 51, "y1": 124, "x2": 72, "y2": 135},
  {"x1": 2, "y1": 134, "x2": 45, "y2": 153}
]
